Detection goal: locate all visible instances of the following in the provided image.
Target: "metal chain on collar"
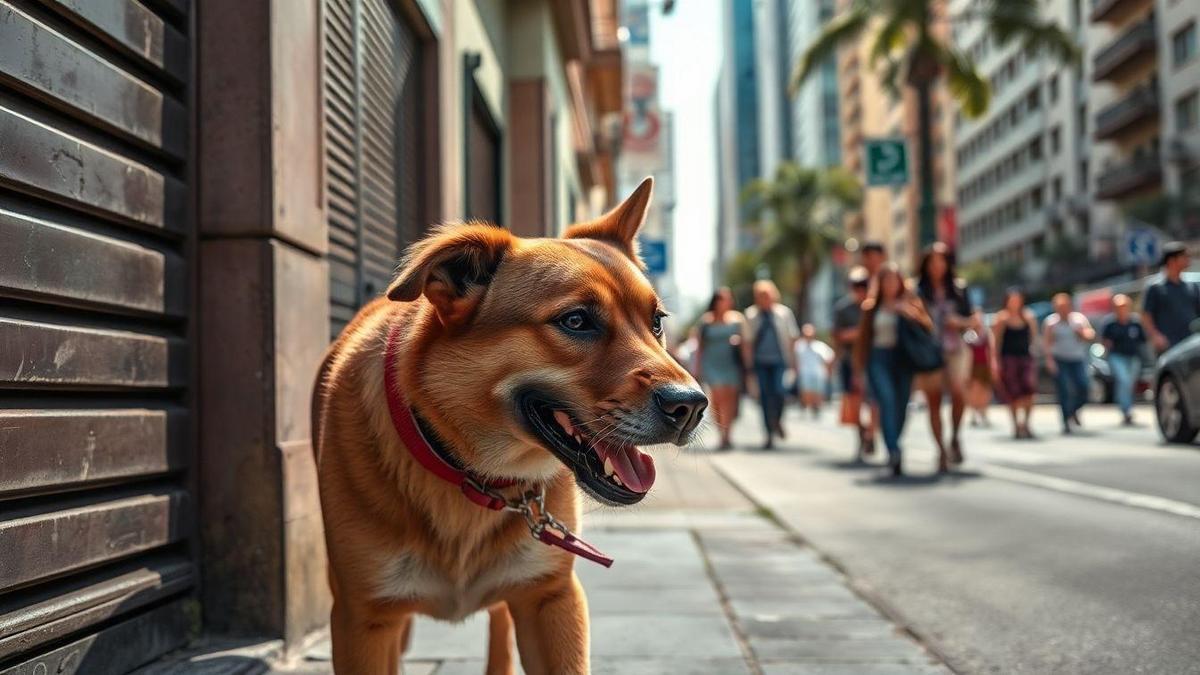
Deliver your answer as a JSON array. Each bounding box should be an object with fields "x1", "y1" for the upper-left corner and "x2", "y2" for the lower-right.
[{"x1": 462, "y1": 478, "x2": 571, "y2": 540}]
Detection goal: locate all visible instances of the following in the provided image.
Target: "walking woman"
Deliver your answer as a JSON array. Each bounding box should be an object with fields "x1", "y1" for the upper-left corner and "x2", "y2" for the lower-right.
[
  {"x1": 992, "y1": 288, "x2": 1039, "y2": 439},
  {"x1": 915, "y1": 243, "x2": 975, "y2": 469},
  {"x1": 855, "y1": 264, "x2": 933, "y2": 476},
  {"x1": 696, "y1": 287, "x2": 746, "y2": 450}
]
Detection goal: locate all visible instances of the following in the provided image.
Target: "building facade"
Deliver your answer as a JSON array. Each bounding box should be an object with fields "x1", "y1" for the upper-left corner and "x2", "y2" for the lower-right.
[
  {"x1": 786, "y1": 0, "x2": 841, "y2": 168},
  {"x1": 1089, "y1": 0, "x2": 1200, "y2": 249},
  {"x1": 953, "y1": 0, "x2": 1091, "y2": 273},
  {"x1": 0, "y1": 0, "x2": 622, "y2": 671}
]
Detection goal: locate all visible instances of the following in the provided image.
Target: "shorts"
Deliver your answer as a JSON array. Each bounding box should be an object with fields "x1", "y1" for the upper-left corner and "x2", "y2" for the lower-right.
[
  {"x1": 1000, "y1": 355, "x2": 1036, "y2": 399},
  {"x1": 800, "y1": 370, "x2": 827, "y2": 395}
]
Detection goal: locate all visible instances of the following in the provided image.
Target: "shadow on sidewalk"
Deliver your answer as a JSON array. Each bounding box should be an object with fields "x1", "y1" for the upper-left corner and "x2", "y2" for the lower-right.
[{"x1": 855, "y1": 470, "x2": 984, "y2": 488}]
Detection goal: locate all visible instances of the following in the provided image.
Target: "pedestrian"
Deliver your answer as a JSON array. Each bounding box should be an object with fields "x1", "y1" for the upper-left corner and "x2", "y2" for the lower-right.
[
  {"x1": 742, "y1": 280, "x2": 800, "y2": 449},
  {"x1": 861, "y1": 240, "x2": 886, "y2": 278},
  {"x1": 1101, "y1": 294, "x2": 1147, "y2": 426},
  {"x1": 833, "y1": 266, "x2": 874, "y2": 457},
  {"x1": 854, "y1": 264, "x2": 933, "y2": 476},
  {"x1": 696, "y1": 288, "x2": 746, "y2": 450},
  {"x1": 795, "y1": 323, "x2": 834, "y2": 418},
  {"x1": 914, "y1": 243, "x2": 974, "y2": 470},
  {"x1": 965, "y1": 310, "x2": 994, "y2": 428},
  {"x1": 992, "y1": 288, "x2": 1039, "y2": 439},
  {"x1": 1043, "y1": 292, "x2": 1095, "y2": 434},
  {"x1": 1142, "y1": 242, "x2": 1199, "y2": 354}
]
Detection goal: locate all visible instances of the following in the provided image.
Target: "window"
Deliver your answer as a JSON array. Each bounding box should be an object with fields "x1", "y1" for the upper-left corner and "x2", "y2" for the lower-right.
[
  {"x1": 1050, "y1": 127, "x2": 1061, "y2": 155},
  {"x1": 1027, "y1": 87, "x2": 1041, "y2": 112},
  {"x1": 1052, "y1": 175, "x2": 1063, "y2": 200},
  {"x1": 1173, "y1": 23, "x2": 1197, "y2": 67},
  {"x1": 1048, "y1": 75, "x2": 1059, "y2": 103},
  {"x1": 1029, "y1": 137, "x2": 1043, "y2": 161},
  {"x1": 1177, "y1": 91, "x2": 1199, "y2": 131},
  {"x1": 1031, "y1": 186, "x2": 1045, "y2": 209}
]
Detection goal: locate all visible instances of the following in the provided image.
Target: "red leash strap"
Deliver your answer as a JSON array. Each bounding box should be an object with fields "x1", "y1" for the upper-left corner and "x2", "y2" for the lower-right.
[{"x1": 382, "y1": 320, "x2": 613, "y2": 567}]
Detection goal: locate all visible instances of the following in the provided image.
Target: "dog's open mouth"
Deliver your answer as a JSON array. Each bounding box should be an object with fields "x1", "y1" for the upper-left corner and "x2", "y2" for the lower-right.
[{"x1": 519, "y1": 394, "x2": 654, "y2": 506}]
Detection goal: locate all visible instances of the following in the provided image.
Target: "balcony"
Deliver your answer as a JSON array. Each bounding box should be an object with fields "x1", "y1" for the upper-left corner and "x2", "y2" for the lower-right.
[
  {"x1": 1094, "y1": 152, "x2": 1163, "y2": 199},
  {"x1": 1093, "y1": 85, "x2": 1159, "y2": 140},
  {"x1": 1092, "y1": 18, "x2": 1157, "y2": 82},
  {"x1": 1090, "y1": 0, "x2": 1152, "y2": 24}
]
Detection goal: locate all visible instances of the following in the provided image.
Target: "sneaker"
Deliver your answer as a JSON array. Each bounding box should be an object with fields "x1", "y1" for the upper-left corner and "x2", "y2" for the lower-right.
[
  {"x1": 1070, "y1": 413, "x2": 1082, "y2": 427},
  {"x1": 1122, "y1": 414, "x2": 1135, "y2": 427}
]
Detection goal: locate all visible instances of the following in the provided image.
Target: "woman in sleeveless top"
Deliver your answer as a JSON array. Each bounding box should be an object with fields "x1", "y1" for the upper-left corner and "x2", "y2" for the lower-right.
[
  {"x1": 991, "y1": 288, "x2": 1039, "y2": 439},
  {"x1": 696, "y1": 288, "x2": 745, "y2": 450}
]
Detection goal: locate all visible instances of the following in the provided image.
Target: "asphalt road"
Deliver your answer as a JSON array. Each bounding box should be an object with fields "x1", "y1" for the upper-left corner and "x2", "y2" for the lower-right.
[{"x1": 711, "y1": 402, "x2": 1200, "y2": 674}]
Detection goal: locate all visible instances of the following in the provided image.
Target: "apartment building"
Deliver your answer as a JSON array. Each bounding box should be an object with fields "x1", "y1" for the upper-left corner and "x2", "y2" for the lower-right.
[
  {"x1": 1089, "y1": 0, "x2": 1200, "y2": 245},
  {"x1": 952, "y1": 0, "x2": 1091, "y2": 270}
]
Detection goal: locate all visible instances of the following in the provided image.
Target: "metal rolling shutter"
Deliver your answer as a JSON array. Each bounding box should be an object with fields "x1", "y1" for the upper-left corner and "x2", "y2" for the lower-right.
[
  {"x1": 0, "y1": 0, "x2": 194, "y2": 672},
  {"x1": 323, "y1": 0, "x2": 420, "y2": 339}
]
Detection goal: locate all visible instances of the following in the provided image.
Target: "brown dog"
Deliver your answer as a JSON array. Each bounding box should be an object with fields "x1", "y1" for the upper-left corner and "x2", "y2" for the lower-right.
[{"x1": 312, "y1": 178, "x2": 707, "y2": 674}]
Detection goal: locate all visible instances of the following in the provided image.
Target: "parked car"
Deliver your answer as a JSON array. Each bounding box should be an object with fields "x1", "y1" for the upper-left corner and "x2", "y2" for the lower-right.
[{"x1": 1154, "y1": 334, "x2": 1200, "y2": 444}]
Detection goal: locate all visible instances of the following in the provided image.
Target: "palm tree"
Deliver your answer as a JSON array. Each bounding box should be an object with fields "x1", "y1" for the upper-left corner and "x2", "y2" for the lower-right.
[
  {"x1": 741, "y1": 163, "x2": 862, "y2": 317},
  {"x1": 790, "y1": 0, "x2": 1079, "y2": 248}
]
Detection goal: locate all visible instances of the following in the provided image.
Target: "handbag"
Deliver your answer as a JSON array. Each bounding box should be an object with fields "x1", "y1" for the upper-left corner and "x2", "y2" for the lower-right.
[{"x1": 898, "y1": 316, "x2": 945, "y2": 373}]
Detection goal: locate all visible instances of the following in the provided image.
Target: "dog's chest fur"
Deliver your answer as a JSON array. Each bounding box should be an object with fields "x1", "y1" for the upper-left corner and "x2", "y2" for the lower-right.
[{"x1": 372, "y1": 535, "x2": 557, "y2": 621}]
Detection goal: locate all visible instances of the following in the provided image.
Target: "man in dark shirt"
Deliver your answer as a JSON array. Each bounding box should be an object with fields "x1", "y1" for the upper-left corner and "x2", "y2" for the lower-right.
[
  {"x1": 833, "y1": 266, "x2": 871, "y2": 456},
  {"x1": 1101, "y1": 294, "x2": 1147, "y2": 425},
  {"x1": 1143, "y1": 242, "x2": 1200, "y2": 352}
]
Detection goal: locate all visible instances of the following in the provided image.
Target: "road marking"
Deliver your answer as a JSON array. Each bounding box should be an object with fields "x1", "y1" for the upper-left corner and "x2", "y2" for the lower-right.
[{"x1": 979, "y1": 464, "x2": 1200, "y2": 521}]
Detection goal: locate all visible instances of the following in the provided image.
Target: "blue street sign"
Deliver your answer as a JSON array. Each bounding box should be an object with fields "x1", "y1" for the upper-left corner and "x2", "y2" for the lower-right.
[
  {"x1": 1124, "y1": 228, "x2": 1160, "y2": 267},
  {"x1": 641, "y1": 239, "x2": 668, "y2": 276}
]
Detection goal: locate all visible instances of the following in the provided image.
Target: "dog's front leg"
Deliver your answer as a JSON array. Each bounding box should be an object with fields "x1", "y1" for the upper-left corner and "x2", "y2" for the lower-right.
[
  {"x1": 506, "y1": 572, "x2": 590, "y2": 675},
  {"x1": 331, "y1": 599, "x2": 410, "y2": 675}
]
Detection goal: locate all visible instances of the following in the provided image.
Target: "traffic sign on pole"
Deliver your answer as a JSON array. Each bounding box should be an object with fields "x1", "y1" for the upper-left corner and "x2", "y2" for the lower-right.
[
  {"x1": 641, "y1": 239, "x2": 668, "y2": 276},
  {"x1": 1123, "y1": 227, "x2": 1160, "y2": 267},
  {"x1": 864, "y1": 138, "x2": 909, "y2": 187}
]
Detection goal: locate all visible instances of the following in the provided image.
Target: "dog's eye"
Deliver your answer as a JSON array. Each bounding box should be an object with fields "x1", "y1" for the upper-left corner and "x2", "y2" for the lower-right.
[
  {"x1": 557, "y1": 309, "x2": 598, "y2": 334},
  {"x1": 651, "y1": 311, "x2": 667, "y2": 337}
]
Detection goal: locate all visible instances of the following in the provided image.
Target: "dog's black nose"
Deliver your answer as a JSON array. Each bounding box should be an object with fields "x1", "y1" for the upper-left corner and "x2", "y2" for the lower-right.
[{"x1": 653, "y1": 385, "x2": 708, "y2": 435}]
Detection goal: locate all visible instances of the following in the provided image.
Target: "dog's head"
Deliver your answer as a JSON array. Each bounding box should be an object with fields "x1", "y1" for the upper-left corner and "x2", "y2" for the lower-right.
[{"x1": 388, "y1": 178, "x2": 706, "y2": 506}]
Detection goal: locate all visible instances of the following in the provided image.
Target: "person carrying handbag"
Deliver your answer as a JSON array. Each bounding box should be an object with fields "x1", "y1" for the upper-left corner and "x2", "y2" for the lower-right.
[{"x1": 854, "y1": 264, "x2": 934, "y2": 477}]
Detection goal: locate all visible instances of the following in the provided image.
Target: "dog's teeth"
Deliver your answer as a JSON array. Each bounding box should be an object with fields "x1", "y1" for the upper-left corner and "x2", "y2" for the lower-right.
[
  {"x1": 575, "y1": 434, "x2": 583, "y2": 444},
  {"x1": 552, "y1": 410, "x2": 575, "y2": 436},
  {"x1": 604, "y1": 457, "x2": 615, "y2": 476},
  {"x1": 612, "y1": 474, "x2": 623, "y2": 486}
]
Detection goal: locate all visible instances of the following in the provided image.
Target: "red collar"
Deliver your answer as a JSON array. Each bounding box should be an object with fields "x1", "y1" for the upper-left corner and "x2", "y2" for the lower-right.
[{"x1": 382, "y1": 321, "x2": 613, "y2": 567}]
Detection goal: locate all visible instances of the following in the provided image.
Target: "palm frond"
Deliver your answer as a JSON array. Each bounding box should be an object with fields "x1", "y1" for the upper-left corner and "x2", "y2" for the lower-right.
[
  {"x1": 868, "y1": 14, "x2": 909, "y2": 69},
  {"x1": 985, "y1": 0, "x2": 1080, "y2": 64},
  {"x1": 938, "y1": 44, "x2": 990, "y2": 118},
  {"x1": 789, "y1": 6, "x2": 871, "y2": 96}
]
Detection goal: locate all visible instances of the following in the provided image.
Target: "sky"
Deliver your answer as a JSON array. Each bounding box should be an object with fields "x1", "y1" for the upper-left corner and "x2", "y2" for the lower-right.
[{"x1": 647, "y1": 1, "x2": 724, "y2": 317}]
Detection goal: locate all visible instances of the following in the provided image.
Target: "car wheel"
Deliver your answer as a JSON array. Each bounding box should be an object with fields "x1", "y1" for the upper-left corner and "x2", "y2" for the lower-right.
[{"x1": 1156, "y1": 375, "x2": 1198, "y2": 444}]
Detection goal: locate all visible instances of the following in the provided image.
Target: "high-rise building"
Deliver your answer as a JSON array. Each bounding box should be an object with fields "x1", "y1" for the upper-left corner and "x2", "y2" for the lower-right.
[
  {"x1": 1089, "y1": 0, "x2": 1200, "y2": 248},
  {"x1": 953, "y1": 0, "x2": 1091, "y2": 271},
  {"x1": 786, "y1": 0, "x2": 841, "y2": 168}
]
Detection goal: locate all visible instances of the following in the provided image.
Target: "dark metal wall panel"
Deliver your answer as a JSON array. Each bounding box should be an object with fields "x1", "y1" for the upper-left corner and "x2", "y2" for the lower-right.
[
  {"x1": 0, "y1": 2, "x2": 187, "y2": 156},
  {"x1": 322, "y1": 0, "x2": 420, "y2": 338},
  {"x1": 0, "y1": 599, "x2": 189, "y2": 675},
  {"x1": 0, "y1": 409, "x2": 185, "y2": 499},
  {"x1": 0, "y1": 555, "x2": 192, "y2": 659},
  {"x1": 39, "y1": 0, "x2": 189, "y2": 82},
  {"x1": 0, "y1": 209, "x2": 184, "y2": 316},
  {"x1": 0, "y1": 106, "x2": 185, "y2": 233},
  {"x1": 0, "y1": 318, "x2": 181, "y2": 389},
  {"x1": 0, "y1": 490, "x2": 188, "y2": 593},
  {"x1": 0, "y1": 0, "x2": 193, "y2": 670}
]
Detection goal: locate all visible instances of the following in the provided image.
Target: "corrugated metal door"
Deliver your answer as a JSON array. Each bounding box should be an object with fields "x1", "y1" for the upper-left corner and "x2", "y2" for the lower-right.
[
  {"x1": 324, "y1": 0, "x2": 421, "y2": 337},
  {"x1": 0, "y1": 0, "x2": 194, "y2": 672}
]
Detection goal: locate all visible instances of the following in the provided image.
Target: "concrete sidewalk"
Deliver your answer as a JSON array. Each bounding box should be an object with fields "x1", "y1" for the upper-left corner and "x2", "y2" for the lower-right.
[{"x1": 146, "y1": 457, "x2": 947, "y2": 674}]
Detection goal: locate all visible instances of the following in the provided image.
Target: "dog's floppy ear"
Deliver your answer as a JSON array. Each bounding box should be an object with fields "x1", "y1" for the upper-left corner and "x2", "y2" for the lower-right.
[
  {"x1": 564, "y1": 176, "x2": 653, "y2": 263},
  {"x1": 386, "y1": 223, "x2": 512, "y2": 325}
]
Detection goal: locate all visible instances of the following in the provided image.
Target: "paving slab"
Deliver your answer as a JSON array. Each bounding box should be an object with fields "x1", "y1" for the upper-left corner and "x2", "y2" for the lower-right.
[
  {"x1": 748, "y1": 636, "x2": 933, "y2": 661},
  {"x1": 761, "y1": 664, "x2": 948, "y2": 675}
]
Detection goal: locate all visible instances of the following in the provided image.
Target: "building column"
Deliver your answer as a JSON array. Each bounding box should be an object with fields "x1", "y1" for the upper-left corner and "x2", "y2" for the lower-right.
[{"x1": 196, "y1": 0, "x2": 330, "y2": 650}]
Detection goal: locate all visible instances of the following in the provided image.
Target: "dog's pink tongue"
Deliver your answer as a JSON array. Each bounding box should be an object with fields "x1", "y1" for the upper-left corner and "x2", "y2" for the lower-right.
[{"x1": 599, "y1": 443, "x2": 656, "y2": 493}]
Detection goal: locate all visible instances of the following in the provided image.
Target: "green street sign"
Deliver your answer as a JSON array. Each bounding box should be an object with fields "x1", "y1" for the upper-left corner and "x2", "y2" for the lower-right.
[{"x1": 864, "y1": 138, "x2": 909, "y2": 187}]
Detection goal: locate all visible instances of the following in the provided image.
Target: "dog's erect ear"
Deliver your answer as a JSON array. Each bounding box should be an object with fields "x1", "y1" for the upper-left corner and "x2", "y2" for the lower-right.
[
  {"x1": 386, "y1": 223, "x2": 513, "y2": 325},
  {"x1": 564, "y1": 177, "x2": 653, "y2": 262}
]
